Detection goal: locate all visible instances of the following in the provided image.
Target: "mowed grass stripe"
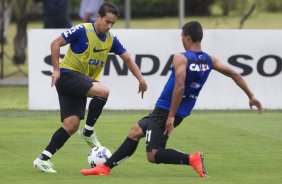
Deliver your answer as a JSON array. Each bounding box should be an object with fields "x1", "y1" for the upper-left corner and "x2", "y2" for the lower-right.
[{"x1": 0, "y1": 110, "x2": 281, "y2": 184}]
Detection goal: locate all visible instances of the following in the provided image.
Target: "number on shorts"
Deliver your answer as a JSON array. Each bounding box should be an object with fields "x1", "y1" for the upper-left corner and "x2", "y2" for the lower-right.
[{"x1": 146, "y1": 130, "x2": 152, "y2": 142}]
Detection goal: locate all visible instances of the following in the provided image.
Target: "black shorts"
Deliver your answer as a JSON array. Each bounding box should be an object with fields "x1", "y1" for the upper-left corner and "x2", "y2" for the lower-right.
[
  {"x1": 138, "y1": 107, "x2": 183, "y2": 152},
  {"x1": 55, "y1": 71, "x2": 96, "y2": 122}
]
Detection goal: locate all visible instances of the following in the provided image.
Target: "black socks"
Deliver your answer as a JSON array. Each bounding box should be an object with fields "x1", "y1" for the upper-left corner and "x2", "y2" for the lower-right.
[
  {"x1": 155, "y1": 148, "x2": 189, "y2": 165},
  {"x1": 84, "y1": 97, "x2": 107, "y2": 136},
  {"x1": 40, "y1": 127, "x2": 70, "y2": 160},
  {"x1": 104, "y1": 137, "x2": 139, "y2": 168}
]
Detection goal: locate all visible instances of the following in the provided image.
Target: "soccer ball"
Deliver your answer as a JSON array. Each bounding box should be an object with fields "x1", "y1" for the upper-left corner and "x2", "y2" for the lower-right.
[{"x1": 87, "y1": 146, "x2": 112, "y2": 168}]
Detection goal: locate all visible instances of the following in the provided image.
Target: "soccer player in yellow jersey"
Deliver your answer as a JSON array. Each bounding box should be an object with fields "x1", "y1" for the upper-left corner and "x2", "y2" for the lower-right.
[{"x1": 33, "y1": 2, "x2": 147, "y2": 173}]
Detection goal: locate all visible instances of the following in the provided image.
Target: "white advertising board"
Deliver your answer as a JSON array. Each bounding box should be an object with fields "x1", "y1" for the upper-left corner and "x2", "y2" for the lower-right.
[{"x1": 28, "y1": 29, "x2": 282, "y2": 110}]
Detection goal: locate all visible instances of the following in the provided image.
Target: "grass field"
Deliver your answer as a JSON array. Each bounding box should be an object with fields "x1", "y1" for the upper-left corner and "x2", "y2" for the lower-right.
[
  {"x1": 0, "y1": 109, "x2": 281, "y2": 184},
  {"x1": 0, "y1": 86, "x2": 28, "y2": 109},
  {"x1": 1, "y1": 12, "x2": 282, "y2": 184}
]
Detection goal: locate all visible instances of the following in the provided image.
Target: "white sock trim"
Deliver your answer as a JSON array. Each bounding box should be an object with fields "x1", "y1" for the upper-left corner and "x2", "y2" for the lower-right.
[
  {"x1": 42, "y1": 150, "x2": 53, "y2": 158},
  {"x1": 84, "y1": 124, "x2": 94, "y2": 131}
]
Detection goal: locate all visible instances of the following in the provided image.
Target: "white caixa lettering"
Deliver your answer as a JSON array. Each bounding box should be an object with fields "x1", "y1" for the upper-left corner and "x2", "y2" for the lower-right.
[{"x1": 189, "y1": 63, "x2": 210, "y2": 72}]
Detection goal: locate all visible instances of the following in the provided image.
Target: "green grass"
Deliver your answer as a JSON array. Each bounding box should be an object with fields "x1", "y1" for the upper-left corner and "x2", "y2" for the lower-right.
[
  {"x1": 0, "y1": 86, "x2": 28, "y2": 109},
  {"x1": 0, "y1": 110, "x2": 281, "y2": 184}
]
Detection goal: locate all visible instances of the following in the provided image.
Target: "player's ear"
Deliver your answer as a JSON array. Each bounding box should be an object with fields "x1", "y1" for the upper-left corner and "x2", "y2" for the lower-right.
[
  {"x1": 182, "y1": 35, "x2": 191, "y2": 45},
  {"x1": 186, "y1": 35, "x2": 192, "y2": 43}
]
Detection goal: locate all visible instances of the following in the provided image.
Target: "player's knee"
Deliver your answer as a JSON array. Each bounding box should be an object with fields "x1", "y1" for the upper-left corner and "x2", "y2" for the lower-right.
[
  {"x1": 147, "y1": 150, "x2": 157, "y2": 163},
  {"x1": 66, "y1": 123, "x2": 80, "y2": 135},
  {"x1": 128, "y1": 124, "x2": 143, "y2": 141},
  {"x1": 91, "y1": 88, "x2": 109, "y2": 98},
  {"x1": 63, "y1": 116, "x2": 80, "y2": 135},
  {"x1": 87, "y1": 84, "x2": 110, "y2": 98},
  {"x1": 99, "y1": 87, "x2": 109, "y2": 98}
]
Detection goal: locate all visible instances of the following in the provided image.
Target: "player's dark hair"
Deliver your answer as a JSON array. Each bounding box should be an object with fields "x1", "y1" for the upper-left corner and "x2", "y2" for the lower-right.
[
  {"x1": 182, "y1": 21, "x2": 203, "y2": 42},
  {"x1": 98, "y1": 2, "x2": 120, "y2": 17}
]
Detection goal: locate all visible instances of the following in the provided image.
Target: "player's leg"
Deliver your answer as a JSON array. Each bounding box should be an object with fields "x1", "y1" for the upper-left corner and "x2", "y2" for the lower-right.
[
  {"x1": 103, "y1": 123, "x2": 144, "y2": 168},
  {"x1": 34, "y1": 115, "x2": 79, "y2": 171},
  {"x1": 78, "y1": 82, "x2": 109, "y2": 147},
  {"x1": 39, "y1": 115, "x2": 80, "y2": 160},
  {"x1": 145, "y1": 108, "x2": 208, "y2": 177},
  {"x1": 145, "y1": 109, "x2": 189, "y2": 164},
  {"x1": 80, "y1": 116, "x2": 148, "y2": 175},
  {"x1": 148, "y1": 148, "x2": 208, "y2": 177},
  {"x1": 33, "y1": 93, "x2": 85, "y2": 173},
  {"x1": 33, "y1": 72, "x2": 87, "y2": 173},
  {"x1": 33, "y1": 123, "x2": 71, "y2": 173},
  {"x1": 58, "y1": 72, "x2": 106, "y2": 147}
]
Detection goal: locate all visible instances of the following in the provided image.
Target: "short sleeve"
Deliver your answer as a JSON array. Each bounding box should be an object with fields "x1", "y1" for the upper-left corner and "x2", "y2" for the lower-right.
[
  {"x1": 61, "y1": 24, "x2": 85, "y2": 43},
  {"x1": 110, "y1": 36, "x2": 126, "y2": 55}
]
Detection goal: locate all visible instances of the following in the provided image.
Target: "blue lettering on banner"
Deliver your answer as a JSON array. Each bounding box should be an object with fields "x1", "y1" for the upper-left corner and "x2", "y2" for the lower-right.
[{"x1": 41, "y1": 54, "x2": 282, "y2": 77}]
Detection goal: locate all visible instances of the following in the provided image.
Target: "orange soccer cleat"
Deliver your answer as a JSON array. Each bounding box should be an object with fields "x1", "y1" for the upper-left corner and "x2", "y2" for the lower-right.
[
  {"x1": 81, "y1": 164, "x2": 111, "y2": 176},
  {"x1": 189, "y1": 152, "x2": 208, "y2": 177}
]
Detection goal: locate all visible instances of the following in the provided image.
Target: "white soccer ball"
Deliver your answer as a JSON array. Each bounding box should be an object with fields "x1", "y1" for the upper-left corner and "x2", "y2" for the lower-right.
[{"x1": 87, "y1": 146, "x2": 112, "y2": 168}]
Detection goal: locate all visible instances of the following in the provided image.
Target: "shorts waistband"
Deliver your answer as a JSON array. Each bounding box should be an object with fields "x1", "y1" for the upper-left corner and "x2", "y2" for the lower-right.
[
  {"x1": 153, "y1": 107, "x2": 183, "y2": 121},
  {"x1": 153, "y1": 107, "x2": 169, "y2": 116},
  {"x1": 60, "y1": 68, "x2": 73, "y2": 73}
]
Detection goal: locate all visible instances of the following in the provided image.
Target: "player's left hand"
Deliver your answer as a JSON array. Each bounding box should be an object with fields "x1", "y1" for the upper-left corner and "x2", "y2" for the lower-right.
[
  {"x1": 164, "y1": 117, "x2": 175, "y2": 136},
  {"x1": 249, "y1": 96, "x2": 263, "y2": 114},
  {"x1": 138, "y1": 79, "x2": 148, "y2": 98}
]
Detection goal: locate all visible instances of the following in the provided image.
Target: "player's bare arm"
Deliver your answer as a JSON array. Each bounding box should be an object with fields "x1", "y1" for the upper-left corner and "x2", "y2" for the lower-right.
[
  {"x1": 212, "y1": 56, "x2": 263, "y2": 113},
  {"x1": 50, "y1": 35, "x2": 68, "y2": 87},
  {"x1": 165, "y1": 54, "x2": 187, "y2": 136},
  {"x1": 120, "y1": 51, "x2": 148, "y2": 98}
]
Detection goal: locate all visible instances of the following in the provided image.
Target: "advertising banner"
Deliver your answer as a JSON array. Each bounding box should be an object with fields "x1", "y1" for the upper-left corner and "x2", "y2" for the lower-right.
[{"x1": 28, "y1": 29, "x2": 282, "y2": 110}]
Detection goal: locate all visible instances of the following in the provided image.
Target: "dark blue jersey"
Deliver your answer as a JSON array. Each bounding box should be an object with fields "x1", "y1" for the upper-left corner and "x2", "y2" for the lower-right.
[
  {"x1": 61, "y1": 24, "x2": 126, "y2": 55},
  {"x1": 155, "y1": 51, "x2": 213, "y2": 118}
]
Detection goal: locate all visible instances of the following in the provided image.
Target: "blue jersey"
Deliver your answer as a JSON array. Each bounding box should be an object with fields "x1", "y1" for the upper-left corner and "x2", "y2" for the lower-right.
[
  {"x1": 61, "y1": 23, "x2": 126, "y2": 56},
  {"x1": 155, "y1": 51, "x2": 213, "y2": 118}
]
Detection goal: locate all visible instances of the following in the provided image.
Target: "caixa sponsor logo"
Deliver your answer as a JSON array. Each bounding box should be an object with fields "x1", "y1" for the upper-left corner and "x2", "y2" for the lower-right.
[
  {"x1": 41, "y1": 54, "x2": 282, "y2": 77},
  {"x1": 88, "y1": 59, "x2": 104, "y2": 67}
]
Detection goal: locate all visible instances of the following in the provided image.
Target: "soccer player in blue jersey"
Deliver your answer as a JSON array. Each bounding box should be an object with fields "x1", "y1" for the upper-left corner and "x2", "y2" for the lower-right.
[
  {"x1": 33, "y1": 2, "x2": 147, "y2": 173},
  {"x1": 80, "y1": 21, "x2": 263, "y2": 177}
]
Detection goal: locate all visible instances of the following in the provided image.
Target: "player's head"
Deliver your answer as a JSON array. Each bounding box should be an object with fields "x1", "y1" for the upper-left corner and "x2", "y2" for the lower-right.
[
  {"x1": 182, "y1": 21, "x2": 203, "y2": 43},
  {"x1": 98, "y1": 2, "x2": 120, "y2": 18},
  {"x1": 95, "y1": 3, "x2": 120, "y2": 34}
]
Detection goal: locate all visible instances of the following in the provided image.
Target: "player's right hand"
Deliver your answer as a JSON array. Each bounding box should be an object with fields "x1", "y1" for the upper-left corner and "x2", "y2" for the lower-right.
[
  {"x1": 51, "y1": 70, "x2": 60, "y2": 87},
  {"x1": 138, "y1": 79, "x2": 148, "y2": 99}
]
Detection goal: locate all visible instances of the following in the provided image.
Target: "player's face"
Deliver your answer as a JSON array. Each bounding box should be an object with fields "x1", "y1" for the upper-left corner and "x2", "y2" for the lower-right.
[{"x1": 96, "y1": 13, "x2": 117, "y2": 34}]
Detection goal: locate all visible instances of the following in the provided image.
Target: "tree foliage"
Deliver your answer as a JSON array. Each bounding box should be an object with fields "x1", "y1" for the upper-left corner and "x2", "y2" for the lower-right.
[
  {"x1": 109, "y1": 0, "x2": 214, "y2": 17},
  {"x1": 260, "y1": 0, "x2": 282, "y2": 12},
  {"x1": 21, "y1": 0, "x2": 282, "y2": 19}
]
